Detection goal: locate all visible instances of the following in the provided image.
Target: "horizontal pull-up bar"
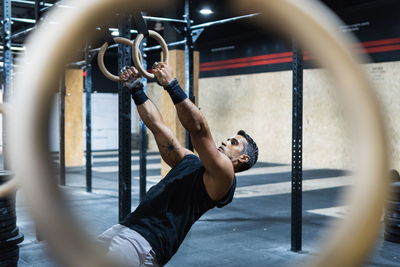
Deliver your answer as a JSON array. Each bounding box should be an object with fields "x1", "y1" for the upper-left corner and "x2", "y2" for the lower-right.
[
  {"x1": 11, "y1": 0, "x2": 51, "y2": 7},
  {"x1": 11, "y1": 26, "x2": 35, "y2": 40},
  {"x1": 40, "y1": 2, "x2": 76, "y2": 12},
  {"x1": 145, "y1": 39, "x2": 186, "y2": 52},
  {"x1": 192, "y1": 13, "x2": 260, "y2": 30},
  {"x1": 0, "y1": 45, "x2": 26, "y2": 51},
  {"x1": 10, "y1": 16, "x2": 187, "y2": 26},
  {"x1": 11, "y1": 17, "x2": 36, "y2": 24},
  {"x1": 89, "y1": 37, "x2": 186, "y2": 54},
  {"x1": 143, "y1": 15, "x2": 191, "y2": 24}
]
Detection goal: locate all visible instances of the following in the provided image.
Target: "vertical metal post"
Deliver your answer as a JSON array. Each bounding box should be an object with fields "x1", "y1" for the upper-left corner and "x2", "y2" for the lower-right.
[
  {"x1": 34, "y1": 0, "x2": 42, "y2": 22},
  {"x1": 59, "y1": 74, "x2": 66, "y2": 186},
  {"x1": 2, "y1": 0, "x2": 12, "y2": 170},
  {"x1": 118, "y1": 14, "x2": 132, "y2": 222},
  {"x1": 35, "y1": 1, "x2": 44, "y2": 235},
  {"x1": 291, "y1": 39, "x2": 303, "y2": 252},
  {"x1": 139, "y1": 35, "x2": 148, "y2": 202},
  {"x1": 84, "y1": 44, "x2": 92, "y2": 193},
  {"x1": 184, "y1": 0, "x2": 194, "y2": 151}
]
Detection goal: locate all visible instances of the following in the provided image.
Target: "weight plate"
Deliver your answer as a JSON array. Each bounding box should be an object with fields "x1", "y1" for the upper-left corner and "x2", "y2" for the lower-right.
[
  {"x1": 0, "y1": 228, "x2": 18, "y2": 241},
  {"x1": 0, "y1": 256, "x2": 18, "y2": 267},
  {"x1": 389, "y1": 182, "x2": 400, "y2": 201},
  {"x1": 0, "y1": 198, "x2": 15, "y2": 203},
  {"x1": 385, "y1": 217, "x2": 400, "y2": 228},
  {"x1": 0, "y1": 246, "x2": 18, "y2": 255},
  {"x1": 0, "y1": 215, "x2": 15, "y2": 223},
  {"x1": 0, "y1": 197, "x2": 14, "y2": 203},
  {"x1": 390, "y1": 169, "x2": 400, "y2": 182},
  {"x1": 0, "y1": 233, "x2": 24, "y2": 249},
  {"x1": 0, "y1": 171, "x2": 13, "y2": 177},
  {"x1": 0, "y1": 199, "x2": 15, "y2": 206},
  {"x1": 0, "y1": 225, "x2": 16, "y2": 235},
  {"x1": 0, "y1": 247, "x2": 18, "y2": 261},
  {"x1": 0, "y1": 207, "x2": 15, "y2": 216},
  {"x1": 385, "y1": 226, "x2": 400, "y2": 236},
  {"x1": 0, "y1": 203, "x2": 14, "y2": 209},
  {"x1": 384, "y1": 232, "x2": 400, "y2": 243},
  {"x1": 0, "y1": 218, "x2": 16, "y2": 229},
  {"x1": 0, "y1": 172, "x2": 13, "y2": 183},
  {"x1": 385, "y1": 210, "x2": 400, "y2": 219},
  {"x1": 387, "y1": 201, "x2": 400, "y2": 212}
]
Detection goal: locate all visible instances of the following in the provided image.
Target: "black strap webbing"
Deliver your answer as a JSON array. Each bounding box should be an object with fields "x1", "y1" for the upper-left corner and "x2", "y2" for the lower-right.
[
  {"x1": 133, "y1": 12, "x2": 149, "y2": 37},
  {"x1": 98, "y1": 27, "x2": 116, "y2": 45}
]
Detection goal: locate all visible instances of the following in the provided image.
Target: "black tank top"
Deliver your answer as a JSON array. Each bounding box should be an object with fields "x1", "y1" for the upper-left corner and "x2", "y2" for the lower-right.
[{"x1": 121, "y1": 154, "x2": 236, "y2": 266}]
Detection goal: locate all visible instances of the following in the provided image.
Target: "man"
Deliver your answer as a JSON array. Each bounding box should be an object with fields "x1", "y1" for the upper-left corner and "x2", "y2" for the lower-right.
[{"x1": 98, "y1": 63, "x2": 258, "y2": 266}]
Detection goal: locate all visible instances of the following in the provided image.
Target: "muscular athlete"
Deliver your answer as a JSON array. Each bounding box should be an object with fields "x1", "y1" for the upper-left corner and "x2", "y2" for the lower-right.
[{"x1": 98, "y1": 63, "x2": 258, "y2": 267}]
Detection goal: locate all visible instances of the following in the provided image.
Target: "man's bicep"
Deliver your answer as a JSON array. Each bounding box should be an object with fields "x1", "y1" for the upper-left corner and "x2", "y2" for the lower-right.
[
  {"x1": 190, "y1": 131, "x2": 228, "y2": 173},
  {"x1": 153, "y1": 125, "x2": 192, "y2": 168}
]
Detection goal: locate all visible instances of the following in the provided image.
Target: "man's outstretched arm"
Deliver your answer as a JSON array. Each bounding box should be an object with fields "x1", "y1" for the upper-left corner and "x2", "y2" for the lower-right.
[
  {"x1": 120, "y1": 67, "x2": 191, "y2": 168},
  {"x1": 153, "y1": 63, "x2": 234, "y2": 201}
]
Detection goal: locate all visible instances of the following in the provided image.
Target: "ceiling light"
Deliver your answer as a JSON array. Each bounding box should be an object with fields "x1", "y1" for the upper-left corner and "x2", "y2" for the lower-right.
[
  {"x1": 108, "y1": 28, "x2": 138, "y2": 35},
  {"x1": 154, "y1": 22, "x2": 164, "y2": 31},
  {"x1": 200, "y1": 8, "x2": 213, "y2": 15}
]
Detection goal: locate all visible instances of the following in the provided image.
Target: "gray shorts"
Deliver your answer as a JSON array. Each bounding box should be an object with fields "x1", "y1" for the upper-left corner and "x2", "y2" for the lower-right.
[{"x1": 98, "y1": 224, "x2": 159, "y2": 267}]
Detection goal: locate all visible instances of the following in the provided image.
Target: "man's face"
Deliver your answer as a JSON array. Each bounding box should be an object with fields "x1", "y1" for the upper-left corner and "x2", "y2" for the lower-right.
[{"x1": 217, "y1": 135, "x2": 247, "y2": 161}]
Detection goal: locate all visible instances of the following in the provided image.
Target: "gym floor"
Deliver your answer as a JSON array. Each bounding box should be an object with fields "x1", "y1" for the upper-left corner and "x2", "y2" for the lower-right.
[{"x1": 12, "y1": 151, "x2": 399, "y2": 266}]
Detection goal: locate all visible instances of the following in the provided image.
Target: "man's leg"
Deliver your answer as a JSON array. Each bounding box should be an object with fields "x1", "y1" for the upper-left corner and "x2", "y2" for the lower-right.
[
  {"x1": 97, "y1": 224, "x2": 155, "y2": 267},
  {"x1": 141, "y1": 249, "x2": 159, "y2": 267},
  {"x1": 97, "y1": 224, "x2": 123, "y2": 251}
]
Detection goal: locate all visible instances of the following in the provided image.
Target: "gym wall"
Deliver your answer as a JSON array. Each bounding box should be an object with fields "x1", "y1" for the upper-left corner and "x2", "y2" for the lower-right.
[
  {"x1": 203, "y1": 61, "x2": 400, "y2": 170},
  {"x1": 146, "y1": 60, "x2": 400, "y2": 170}
]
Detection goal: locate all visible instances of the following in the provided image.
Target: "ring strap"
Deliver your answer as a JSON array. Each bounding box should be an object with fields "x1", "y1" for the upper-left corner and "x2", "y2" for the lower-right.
[
  {"x1": 133, "y1": 30, "x2": 169, "y2": 79},
  {"x1": 133, "y1": 12, "x2": 149, "y2": 37}
]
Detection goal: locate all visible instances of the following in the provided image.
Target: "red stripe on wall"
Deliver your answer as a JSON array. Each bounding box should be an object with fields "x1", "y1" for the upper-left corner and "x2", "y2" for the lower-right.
[
  {"x1": 359, "y1": 44, "x2": 400, "y2": 54},
  {"x1": 200, "y1": 37, "x2": 400, "y2": 72},
  {"x1": 200, "y1": 52, "x2": 292, "y2": 67},
  {"x1": 362, "y1": 38, "x2": 400, "y2": 48},
  {"x1": 200, "y1": 57, "x2": 293, "y2": 72}
]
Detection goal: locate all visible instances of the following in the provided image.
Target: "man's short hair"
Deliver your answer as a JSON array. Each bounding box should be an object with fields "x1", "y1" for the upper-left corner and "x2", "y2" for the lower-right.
[{"x1": 237, "y1": 130, "x2": 258, "y2": 172}]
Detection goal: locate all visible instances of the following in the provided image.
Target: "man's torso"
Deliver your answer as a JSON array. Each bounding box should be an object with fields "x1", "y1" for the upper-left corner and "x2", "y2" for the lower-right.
[{"x1": 121, "y1": 154, "x2": 236, "y2": 265}]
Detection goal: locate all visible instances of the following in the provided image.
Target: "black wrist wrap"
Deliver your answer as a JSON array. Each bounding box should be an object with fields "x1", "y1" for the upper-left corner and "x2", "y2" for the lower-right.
[
  {"x1": 164, "y1": 79, "x2": 187, "y2": 104},
  {"x1": 129, "y1": 83, "x2": 148, "y2": 106}
]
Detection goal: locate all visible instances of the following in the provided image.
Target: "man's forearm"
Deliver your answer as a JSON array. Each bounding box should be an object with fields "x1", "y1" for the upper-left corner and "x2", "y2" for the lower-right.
[
  {"x1": 136, "y1": 100, "x2": 166, "y2": 134},
  {"x1": 175, "y1": 99, "x2": 207, "y2": 134},
  {"x1": 124, "y1": 80, "x2": 166, "y2": 134},
  {"x1": 163, "y1": 80, "x2": 207, "y2": 134}
]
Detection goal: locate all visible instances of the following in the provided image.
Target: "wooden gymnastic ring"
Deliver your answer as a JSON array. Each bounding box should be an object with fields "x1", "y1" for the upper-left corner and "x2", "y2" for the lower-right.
[
  {"x1": 0, "y1": 104, "x2": 18, "y2": 198},
  {"x1": 133, "y1": 30, "x2": 169, "y2": 79},
  {"x1": 9, "y1": 0, "x2": 389, "y2": 266},
  {"x1": 97, "y1": 37, "x2": 142, "y2": 82}
]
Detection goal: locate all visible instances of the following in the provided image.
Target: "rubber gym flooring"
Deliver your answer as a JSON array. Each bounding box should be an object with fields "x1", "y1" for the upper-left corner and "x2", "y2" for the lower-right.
[{"x1": 9, "y1": 151, "x2": 399, "y2": 266}]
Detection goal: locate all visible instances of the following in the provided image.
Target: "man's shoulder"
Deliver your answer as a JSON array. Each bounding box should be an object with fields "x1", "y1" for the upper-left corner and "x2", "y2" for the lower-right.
[{"x1": 202, "y1": 162, "x2": 234, "y2": 202}]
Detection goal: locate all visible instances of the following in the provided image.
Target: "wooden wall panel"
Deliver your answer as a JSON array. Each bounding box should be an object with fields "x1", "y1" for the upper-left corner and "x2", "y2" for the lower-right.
[{"x1": 65, "y1": 69, "x2": 84, "y2": 167}]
